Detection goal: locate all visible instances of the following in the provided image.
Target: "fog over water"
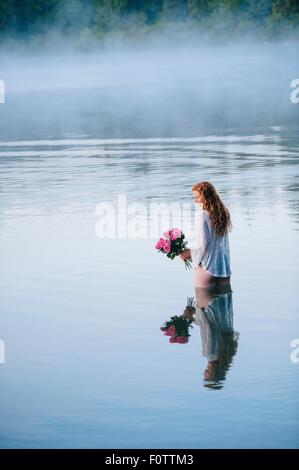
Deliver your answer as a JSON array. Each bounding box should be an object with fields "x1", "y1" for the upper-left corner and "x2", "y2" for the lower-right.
[{"x1": 0, "y1": 38, "x2": 298, "y2": 139}]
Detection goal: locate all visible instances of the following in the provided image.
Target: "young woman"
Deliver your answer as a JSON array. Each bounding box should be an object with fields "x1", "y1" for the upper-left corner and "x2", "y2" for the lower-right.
[{"x1": 180, "y1": 181, "x2": 232, "y2": 288}]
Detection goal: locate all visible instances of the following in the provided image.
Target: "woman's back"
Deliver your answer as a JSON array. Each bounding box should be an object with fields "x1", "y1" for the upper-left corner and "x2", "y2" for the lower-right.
[{"x1": 191, "y1": 209, "x2": 232, "y2": 277}]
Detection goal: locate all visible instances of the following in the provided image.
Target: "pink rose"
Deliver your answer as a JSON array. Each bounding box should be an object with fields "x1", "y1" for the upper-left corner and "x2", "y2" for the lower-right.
[
  {"x1": 177, "y1": 336, "x2": 189, "y2": 344},
  {"x1": 170, "y1": 228, "x2": 182, "y2": 240},
  {"x1": 155, "y1": 237, "x2": 165, "y2": 250},
  {"x1": 163, "y1": 239, "x2": 171, "y2": 253},
  {"x1": 164, "y1": 325, "x2": 176, "y2": 336},
  {"x1": 169, "y1": 336, "x2": 189, "y2": 344},
  {"x1": 163, "y1": 230, "x2": 171, "y2": 238}
]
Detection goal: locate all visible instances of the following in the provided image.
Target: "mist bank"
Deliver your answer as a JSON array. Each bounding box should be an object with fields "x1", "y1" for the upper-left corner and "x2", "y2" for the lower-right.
[{"x1": 0, "y1": 39, "x2": 298, "y2": 141}]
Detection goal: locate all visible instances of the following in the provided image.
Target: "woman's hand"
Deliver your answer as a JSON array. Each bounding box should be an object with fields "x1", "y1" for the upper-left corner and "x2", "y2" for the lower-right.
[
  {"x1": 183, "y1": 306, "x2": 196, "y2": 320},
  {"x1": 180, "y1": 249, "x2": 191, "y2": 261}
]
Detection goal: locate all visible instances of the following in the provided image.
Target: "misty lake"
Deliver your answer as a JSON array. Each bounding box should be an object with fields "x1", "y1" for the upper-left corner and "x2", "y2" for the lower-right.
[{"x1": 0, "y1": 42, "x2": 298, "y2": 448}]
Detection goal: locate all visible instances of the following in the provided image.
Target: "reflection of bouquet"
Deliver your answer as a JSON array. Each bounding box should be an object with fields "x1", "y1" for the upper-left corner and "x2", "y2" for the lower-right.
[
  {"x1": 155, "y1": 228, "x2": 192, "y2": 270},
  {"x1": 160, "y1": 298, "x2": 195, "y2": 344},
  {"x1": 186, "y1": 296, "x2": 196, "y2": 309}
]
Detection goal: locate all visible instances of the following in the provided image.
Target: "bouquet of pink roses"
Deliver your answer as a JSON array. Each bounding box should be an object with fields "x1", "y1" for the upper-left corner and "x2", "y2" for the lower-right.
[
  {"x1": 160, "y1": 315, "x2": 193, "y2": 344},
  {"x1": 155, "y1": 227, "x2": 192, "y2": 270},
  {"x1": 160, "y1": 297, "x2": 195, "y2": 344}
]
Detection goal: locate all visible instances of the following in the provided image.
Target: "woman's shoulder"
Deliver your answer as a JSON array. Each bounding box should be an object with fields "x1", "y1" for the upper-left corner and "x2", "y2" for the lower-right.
[
  {"x1": 202, "y1": 209, "x2": 211, "y2": 221},
  {"x1": 197, "y1": 209, "x2": 211, "y2": 226}
]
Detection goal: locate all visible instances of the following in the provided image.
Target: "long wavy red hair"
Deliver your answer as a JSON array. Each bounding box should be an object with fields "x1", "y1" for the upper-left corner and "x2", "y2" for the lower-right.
[{"x1": 192, "y1": 181, "x2": 232, "y2": 237}]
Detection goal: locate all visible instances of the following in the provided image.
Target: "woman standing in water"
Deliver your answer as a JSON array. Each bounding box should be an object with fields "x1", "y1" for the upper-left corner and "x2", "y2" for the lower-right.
[{"x1": 180, "y1": 181, "x2": 232, "y2": 288}]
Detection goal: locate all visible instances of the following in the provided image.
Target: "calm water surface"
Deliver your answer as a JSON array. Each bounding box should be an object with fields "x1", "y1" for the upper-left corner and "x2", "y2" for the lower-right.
[{"x1": 0, "y1": 125, "x2": 298, "y2": 448}]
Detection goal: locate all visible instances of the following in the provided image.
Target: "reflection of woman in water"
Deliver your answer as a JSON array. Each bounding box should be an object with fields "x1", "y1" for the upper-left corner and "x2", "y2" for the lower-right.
[
  {"x1": 180, "y1": 181, "x2": 232, "y2": 288},
  {"x1": 184, "y1": 285, "x2": 239, "y2": 389}
]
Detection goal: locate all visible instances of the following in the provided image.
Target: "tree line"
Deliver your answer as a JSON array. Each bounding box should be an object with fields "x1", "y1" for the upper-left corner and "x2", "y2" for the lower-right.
[{"x1": 0, "y1": 0, "x2": 298, "y2": 39}]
